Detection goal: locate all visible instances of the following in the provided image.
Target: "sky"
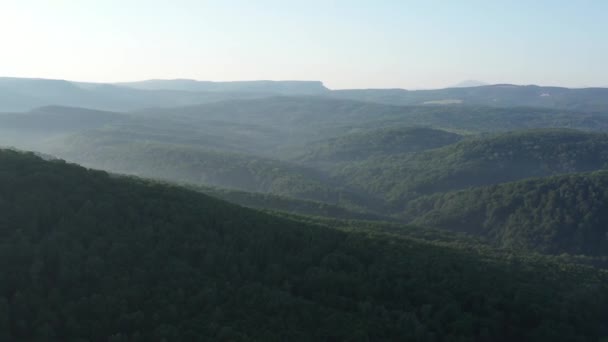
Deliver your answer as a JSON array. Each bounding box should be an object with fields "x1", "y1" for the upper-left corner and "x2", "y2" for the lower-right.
[{"x1": 0, "y1": 0, "x2": 606, "y2": 89}]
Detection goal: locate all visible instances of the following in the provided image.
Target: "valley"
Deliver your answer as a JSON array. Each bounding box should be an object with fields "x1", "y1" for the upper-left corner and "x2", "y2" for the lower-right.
[{"x1": 2, "y1": 78, "x2": 608, "y2": 340}]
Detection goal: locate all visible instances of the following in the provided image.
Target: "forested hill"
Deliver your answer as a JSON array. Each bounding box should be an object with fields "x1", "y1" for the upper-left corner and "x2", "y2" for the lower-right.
[
  {"x1": 334, "y1": 129, "x2": 608, "y2": 203},
  {"x1": 295, "y1": 127, "x2": 463, "y2": 164},
  {"x1": 136, "y1": 97, "x2": 608, "y2": 136},
  {"x1": 189, "y1": 185, "x2": 386, "y2": 221},
  {"x1": 330, "y1": 84, "x2": 608, "y2": 111},
  {"x1": 403, "y1": 171, "x2": 608, "y2": 256},
  {"x1": 1, "y1": 149, "x2": 607, "y2": 341},
  {"x1": 0, "y1": 106, "x2": 123, "y2": 133},
  {"x1": 46, "y1": 134, "x2": 380, "y2": 212}
]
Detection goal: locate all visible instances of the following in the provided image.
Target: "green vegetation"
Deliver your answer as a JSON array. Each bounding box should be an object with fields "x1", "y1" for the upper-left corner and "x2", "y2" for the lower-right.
[
  {"x1": 1, "y1": 149, "x2": 607, "y2": 341},
  {"x1": 4, "y1": 94, "x2": 608, "y2": 260},
  {"x1": 42, "y1": 125, "x2": 608, "y2": 220},
  {"x1": 403, "y1": 171, "x2": 608, "y2": 256},
  {"x1": 49, "y1": 133, "x2": 382, "y2": 213},
  {"x1": 5, "y1": 79, "x2": 608, "y2": 339},
  {"x1": 137, "y1": 97, "x2": 608, "y2": 138},
  {"x1": 332, "y1": 129, "x2": 608, "y2": 203},
  {"x1": 190, "y1": 185, "x2": 386, "y2": 221},
  {"x1": 296, "y1": 127, "x2": 462, "y2": 165},
  {"x1": 330, "y1": 84, "x2": 608, "y2": 111}
]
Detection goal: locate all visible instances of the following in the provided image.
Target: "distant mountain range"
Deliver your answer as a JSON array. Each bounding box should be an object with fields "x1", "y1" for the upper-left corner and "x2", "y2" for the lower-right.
[
  {"x1": 329, "y1": 84, "x2": 608, "y2": 111},
  {"x1": 2, "y1": 76, "x2": 608, "y2": 112},
  {"x1": 0, "y1": 77, "x2": 267, "y2": 112}
]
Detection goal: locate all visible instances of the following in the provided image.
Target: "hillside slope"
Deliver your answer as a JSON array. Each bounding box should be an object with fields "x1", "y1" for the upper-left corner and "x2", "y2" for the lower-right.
[
  {"x1": 4, "y1": 98, "x2": 608, "y2": 162},
  {"x1": 330, "y1": 84, "x2": 608, "y2": 111},
  {"x1": 334, "y1": 129, "x2": 608, "y2": 203},
  {"x1": 403, "y1": 171, "x2": 608, "y2": 256},
  {"x1": 191, "y1": 185, "x2": 386, "y2": 221},
  {"x1": 0, "y1": 107, "x2": 123, "y2": 152},
  {"x1": 295, "y1": 127, "x2": 462, "y2": 165},
  {"x1": 0, "y1": 149, "x2": 607, "y2": 341},
  {"x1": 47, "y1": 135, "x2": 380, "y2": 212},
  {"x1": 137, "y1": 97, "x2": 608, "y2": 139}
]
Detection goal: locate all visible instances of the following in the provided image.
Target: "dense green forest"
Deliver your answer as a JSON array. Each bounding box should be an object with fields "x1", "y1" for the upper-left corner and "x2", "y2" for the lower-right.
[
  {"x1": 331, "y1": 129, "x2": 608, "y2": 204},
  {"x1": 6, "y1": 107, "x2": 608, "y2": 224},
  {"x1": 295, "y1": 127, "x2": 463, "y2": 165},
  {"x1": 402, "y1": 171, "x2": 608, "y2": 256},
  {"x1": 38, "y1": 125, "x2": 608, "y2": 216},
  {"x1": 47, "y1": 134, "x2": 383, "y2": 212},
  {"x1": 1, "y1": 149, "x2": 608, "y2": 341},
  {"x1": 189, "y1": 184, "x2": 386, "y2": 221},
  {"x1": 5, "y1": 77, "x2": 608, "y2": 339},
  {"x1": 133, "y1": 97, "x2": 608, "y2": 138},
  {"x1": 4, "y1": 98, "x2": 608, "y2": 159}
]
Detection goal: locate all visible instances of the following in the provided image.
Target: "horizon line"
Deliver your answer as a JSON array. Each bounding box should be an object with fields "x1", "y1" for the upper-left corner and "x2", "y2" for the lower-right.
[{"x1": 0, "y1": 75, "x2": 606, "y2": 91}]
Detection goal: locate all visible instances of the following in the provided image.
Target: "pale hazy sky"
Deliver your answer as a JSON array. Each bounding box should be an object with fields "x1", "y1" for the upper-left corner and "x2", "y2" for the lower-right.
[{"x1": 0, "y1": 0, "x2": 606, "y2": 89}]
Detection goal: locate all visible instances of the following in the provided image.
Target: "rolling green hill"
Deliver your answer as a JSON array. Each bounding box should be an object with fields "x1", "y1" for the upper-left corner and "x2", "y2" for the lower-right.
[
  {"x1": 47, "y1": 134, "x2": 381, "y2": 212},
  {"x1": 403, "y1": 171, "x2": 608, "y2": 256},
  {"x1": 0, "y1": 106, "x2": 126, "y2": 150},
  {"x1": 330, "y1": 84, "x2": 608, "y2": 111},
  {"x1": 0, "y1": 105, "x2": 292, "y2": 156},
  {"x1": 333, "y1": 129, "x2": 608, "y2": 203},
  {"x1": 1, "y1": 149, "x2": 607, "y2": 341},
  {"x1": 190, "y1": 185, "x2": 387, "y2": 221},
  {"x1": 136, "y1": 97, "x2": 608, "y2": 140},
  {"x1": 295, "y1": 127, "x2": 463, "y2": 165},
  {"x1": 6, "y1": 105, "x2": 608, "y2": 225},
  {"x1": 5, "y1": 98, "x2": 608, "y2": 163}
]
